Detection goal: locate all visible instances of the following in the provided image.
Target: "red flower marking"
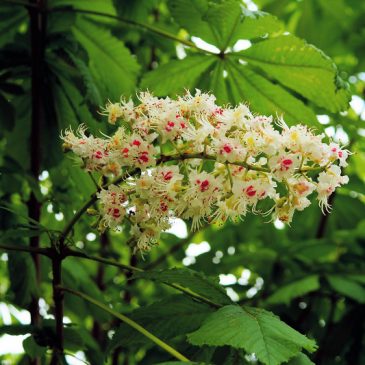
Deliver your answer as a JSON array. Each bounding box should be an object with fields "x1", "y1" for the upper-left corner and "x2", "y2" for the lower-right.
[
  {"x1": 200, "y1": 179, "x2": 210, "y2": 192},
  {"x1": 122, "y1": 147, "x2": 129, "y2": 157},
  {"x1": 139, "y1": 151, "x2": 149, "y2": 163},
  {"x1": 245, "y1": 185, "x2": 256, "y2": 197},
  {"x1": 112, "y1": 208, "x2": 121, "y2": 219},
  {"x1": 281, "y1": 158, "x2": 293, "y2": 171},
  {"x1": 132, "y1": 139, "x2": 141, "y2": 146},
  {"x1": 162, "y1": 171, "x2": 173, "y2": 181},
  {"x1": 223, "y1": 144, "x2": 232, "y2": 153},
  {"x1": 165, "y1": 121, "x2": 175, "y2": 132},
  {"x1": 94, "y1": 150, "x2": 103, "y2": 159},
  {"x1": 160, "y1": 201, "x2": 168, "y2": 212}
]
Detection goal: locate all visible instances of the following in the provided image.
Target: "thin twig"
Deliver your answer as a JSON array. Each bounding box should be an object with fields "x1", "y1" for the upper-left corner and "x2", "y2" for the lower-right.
[
  {"x1": 65, "y1": 248, "x2": 220, "y2": 308},
  {"x1": 60, "y1": 286, "x2": 190, "y2": 362},
  {"x1": 0, "y1": 243, "x2": 52, "y2": 256}
]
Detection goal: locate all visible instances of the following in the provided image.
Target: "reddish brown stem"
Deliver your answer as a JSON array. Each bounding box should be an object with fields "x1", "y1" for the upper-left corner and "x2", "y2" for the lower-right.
[{"x1": 27, "y1": 1, "x2": 47, "y2": 363}]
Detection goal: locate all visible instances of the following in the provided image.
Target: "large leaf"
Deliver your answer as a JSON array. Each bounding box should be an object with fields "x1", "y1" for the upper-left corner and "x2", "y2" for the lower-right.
[
  {"x1": 169, "y1": 0, "x2": 283, "y2": 50},
  {"x1": 108, "y1": 295, "x2": 214, "y2": 351},
  {"x1": 72, "y1": 17, "x2": 140, "y2": 100},
  {"x1": 134, "y1": 267, "x2": 232, "y2": 305},
  {"x1": 168, "y1": 0, "x2": 218, "y2": 46},
  {"x1": 266, "y1": 275, "x2": 320, "y2": 305},
  {"x1": 188, "y1": 305, "x2": 317, "y2": 365},
  {"x1": 238, "y1": 35, "x2": 350, "y2": 112},
  {"x1": 230, "y1": 8, "x2": 283, "y2": 43},
  {"x1": 141, "y1": 55, "x2": 215, "y2": 96},
  {"x1": 226, "y1": 60, "x2": 318, "y2": 126},
  {"x1": 205, "y1": 1, "x2": 283, "y2": 49}
]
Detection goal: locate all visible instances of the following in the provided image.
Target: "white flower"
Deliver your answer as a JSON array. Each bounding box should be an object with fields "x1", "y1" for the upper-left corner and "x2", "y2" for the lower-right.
[{"x1": 62, "y1": 91, "x2": 351, "y2": 251}]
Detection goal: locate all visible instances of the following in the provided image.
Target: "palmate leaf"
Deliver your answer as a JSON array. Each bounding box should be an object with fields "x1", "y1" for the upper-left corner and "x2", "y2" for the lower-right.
[
  {"x1": 204, "y1": 1, "x2": 283, "y2": 49},
  {"x1": 230, "y1": 7, "x2": 283, "y2": 43},
  {"x1": 152, "y1": 0, "x2": 350, "y2": 122},
  {"x1": 168, "y1": 0, "x2": 218, "y2": 46},
  {"x1": 107, "y1": 295, "x2": 214, "y2": 351},
  {"x1": 134, "y1": 267, "x2": 232, "y2": 305},
  {"x1": 238, "y1": 35, "x2": 351, "y2": 112},
  {"x1": 188, "y1": 305, "x2": 317, "y2": 365},
  {"x1": 72, "y1": 17, "x2": 140, "y2": 100},
  {"x1": 225, "y1": 60, "x2": 318, "y2": 126},
  {"x1": 140, "y1": 55, "x2": 216, "y2": 96}
]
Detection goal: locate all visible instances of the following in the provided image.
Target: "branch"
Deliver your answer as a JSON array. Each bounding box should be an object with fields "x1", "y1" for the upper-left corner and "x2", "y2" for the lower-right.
[
  {"x1": 50, "y1": 255, "x2": 64, "y2": 365},
  {"x1": 1, "y1": 0, "x2": 39, "y2": 7},
  {"x1": 65, "y1": 248, "x2": 143, "y2": 272},
  {"x1": 28, "y1": 0, "x2": 48, "y2": 350},
  {"x1": 60, "y1": 286, "x2": 190, "y2": 362},
  {"x1": 64, "y1": 248, "x2": 220, "y2": 308},
  {"x1": 0, "y1": 243, "x2": 52, "y2": 256}
]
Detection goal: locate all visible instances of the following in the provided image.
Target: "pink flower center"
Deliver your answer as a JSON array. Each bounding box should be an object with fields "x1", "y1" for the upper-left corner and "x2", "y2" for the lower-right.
[
  {"x1": 162, "y1": 171, "x2": 173, "y2": 181},
  {"x1": 223, "y1": 144, "x2": 232, "y2": 153},
  {"x1": 139, "y1": 151, "x2": 149, "y2": 163},
  {"x1": 281, "y1": 158, "x2": 293, "y2": 171},
  {"x1": 112, "y1": 208, "x2": 121, "y2": 218},
  {"x1": 198, "y1": 179, "x2": 210, "y2": 192},
  {"x1": 245, "y1": 185, "x2": 256, "y2": 197},
  {"x1": 94, "y1": 150, "x2": 103, "y2": 159}
]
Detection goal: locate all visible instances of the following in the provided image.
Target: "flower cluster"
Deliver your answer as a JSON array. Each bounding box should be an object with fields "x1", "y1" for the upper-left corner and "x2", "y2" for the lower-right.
[{"x1": 61, "y1": 91, "x2": 349, "y2": 251}]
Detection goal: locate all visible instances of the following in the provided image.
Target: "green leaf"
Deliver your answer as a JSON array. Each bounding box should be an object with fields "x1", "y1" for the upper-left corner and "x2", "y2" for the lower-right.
[
  {"x1": 0, "y1": 5, "x2": 27, "y2": 47},
  {"x1": 0, "y1": 92, "x2": 15, "y2": 132},
  {"x1": 73, "y1": 17, "x2": 140, "y2": 100},
  {"x1": 154, "y1": 362, "x2": 202, "y2": 365},
  {"x1": 108, "y1": 295, "x2": 214, "y2": 351},
  {"x1": 203, "y1": 0, "x2": 244, "y2": 50},
  {"x1": 205, "y1": 1, "x2": 283, "y2": 49},
  {"x1": 327, "y1": 275, "x2": 365, "y2": 303},
  {"x1": 238, "y1": 35, "x2": 350, "y2": 112},
  {"x1": 134, "y1": 267, "x2": 232, "y2": 305},
  {"x1": 168, "y1": 0, "x2": 218, "y2": 46},
  {"x1": 266, "y1": 275, "x2": 320, "y2": 305},
  {"x1": 0, "y1": 325, "x2": 33, "y2": 336},
  {"x1": 188, "y1": 305, "x2": 317, "y2": 365},
  {"x1": 64, "y1": 327, "x2": 85, "y2": 351},
  {"x1": 231, "y1": 8, "x2": 283, "y2": 42},
  {"x1": 8, "y1": 252, "x2": 38, "y2": 307},
  {"x1": 23, "y1": 336, "x2": 47, "y2": 360},
  {"x1": 141, "y1": 55, "x2": 216, "y2": 96},
  {"x1": 66, "y1": 50, "x2": 103, "y2": 106},
  {"x1": 226, "y1": 60, "x2": 318, "y2": 126},
  {"x1": 287, "y1": 353, "x2": 315, "y2": 365},
  {"x1": 208, "y1": 60, "x2": 229, "y2": 104}
]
